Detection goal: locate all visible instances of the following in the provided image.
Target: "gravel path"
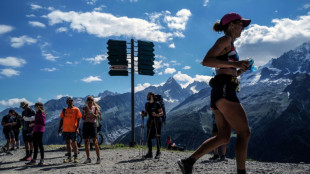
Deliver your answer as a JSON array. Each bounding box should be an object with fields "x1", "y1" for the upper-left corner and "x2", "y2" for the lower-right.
[{"x1": 0, "y1": 146, "x2": 309, "y2": 174}]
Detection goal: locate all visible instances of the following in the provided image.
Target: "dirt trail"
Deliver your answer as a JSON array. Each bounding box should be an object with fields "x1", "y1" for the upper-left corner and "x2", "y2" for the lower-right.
[{"x1": 0, "y1": 146, "x2": 309, "y2": 174}]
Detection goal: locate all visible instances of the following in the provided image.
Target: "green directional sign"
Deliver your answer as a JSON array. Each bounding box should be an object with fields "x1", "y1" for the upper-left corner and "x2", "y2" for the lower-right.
[
  {"x1": 137, "y1": 40, "x2": 155, "y2": 76},
  {"x1": 107, "y1": 39, "x2": 128, "y2": 76}
]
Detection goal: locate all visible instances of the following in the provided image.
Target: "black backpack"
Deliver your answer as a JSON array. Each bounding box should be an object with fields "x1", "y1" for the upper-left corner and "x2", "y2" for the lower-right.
[{"x1": 154, "y1": 94, "x2": 167, "y2": 124}]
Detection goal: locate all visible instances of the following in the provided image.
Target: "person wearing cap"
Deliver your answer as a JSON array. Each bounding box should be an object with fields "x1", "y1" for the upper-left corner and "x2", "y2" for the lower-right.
[
  {"x1": 19, "y1": 101, "x2": 35, "y2": 161},
  {"x1": 1, "y1": 109, "x2": 16, "y2": 152},
  {"x1": 178, "y1": 13, "x2": 251, "y2": 174},
  {"x1": 58, "y1": 97, "x2": 82, "y2": 163}
]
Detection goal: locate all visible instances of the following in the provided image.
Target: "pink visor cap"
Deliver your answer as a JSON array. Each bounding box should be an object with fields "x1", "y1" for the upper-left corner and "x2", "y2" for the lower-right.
[{"x1": 220, "y1": 13, "x2": 251, "y2": 27}]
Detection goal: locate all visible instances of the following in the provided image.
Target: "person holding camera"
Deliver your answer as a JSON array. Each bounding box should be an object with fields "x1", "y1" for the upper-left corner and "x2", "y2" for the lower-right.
[
  {"x1": 20, "y1": 101, "x2": 35, "y2": 161},
  {"x1": 140, "y1": 92, "x2": 164, "y2": 159},
  {"x1": 82, "y1": 96, "x2": 101, "y2": 164},
  {"x1": 58, "y1": 97, "x2": 82, "y2": 163}
]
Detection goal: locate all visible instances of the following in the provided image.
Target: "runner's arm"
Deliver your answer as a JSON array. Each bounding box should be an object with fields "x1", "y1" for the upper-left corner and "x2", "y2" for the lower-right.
[{"x1": 58, "y1": 118, "x2": 63, "y2": 133}]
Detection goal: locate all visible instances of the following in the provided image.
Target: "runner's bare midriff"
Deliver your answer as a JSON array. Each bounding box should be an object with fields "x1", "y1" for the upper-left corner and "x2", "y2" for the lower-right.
[{"x1": 216, "y1": 68, "x2": 237, "y2": 77}]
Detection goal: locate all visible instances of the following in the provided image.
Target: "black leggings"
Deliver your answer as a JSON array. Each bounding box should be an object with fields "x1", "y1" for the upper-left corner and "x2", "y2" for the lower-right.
[
  {"x1": 33, "y1": 132, "x2": 44, "y2": 160},
  {"x1": 146, "y1": 119, "x2": 162, "y2": 152}
]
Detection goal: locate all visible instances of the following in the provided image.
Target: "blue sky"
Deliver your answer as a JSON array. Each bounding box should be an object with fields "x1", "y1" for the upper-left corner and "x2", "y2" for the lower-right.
[{"x1": 0, "y1": 0, "x2": 310, "y2": 111}]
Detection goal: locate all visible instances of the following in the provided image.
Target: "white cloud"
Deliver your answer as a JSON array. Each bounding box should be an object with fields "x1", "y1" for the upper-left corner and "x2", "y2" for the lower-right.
[
  {"x1": 81, "y1": 75, "x2": 102, "y2": 83},
  {"x1": 130, "y1": 0, "x2": 138, "y2": 2},
  {"x1": 135, "y1": 83, "x2": 151, "y2": 92},
  {"x1": 0, "y1": 25, "x2": 14, "y2": 35},
  {"x1": 37, "y1": 97, "x2": 43, "y2": 102},
  {"x1": 94, "y1": 5, "x2": 106, "y2": 12},
  {"x1": 84, "y1": 54, "x2": 107, "y2": 64},
  {"x1": 164, "y1": 9, "x2": 192, "y2": 30},
  {"x1": 236, "y1": 12, "x2": 310, "y2": 66},
  {"x1": 170, "y1": 60, "x2": 181, "y2": 66},
  {"x1": 47, "y1": 9, "x2": 191, "y2": 43},
  {"x1": 0, "y1": 68, "x2": 20, "y2": 77},
  {"x1": 26, "y1": 14, "x2": 36, "y2": 18},
  {"x1": 169, "y1": 43, "x2": 175, "y2": 48},
  {"x1": 154, "y1": 60, "x2": 169, "y2": 69},
  {"x1": 0, "y1": 98, "x2": 33, "y2": 107},
  {"x1": 87, "y1": 0, "x2": 98, "y2": 5},
  {"x1": 29, "y1": 21, "x2": 46, "y2": 28},
  {"x1": 158, "y1": 72, "x2": 163, "y2": 75},
  {"x1": 11, "y1": 35, "x2": 37, "y2": 48},
  {"x1": 56, "y1": 27, "x2": 68, "y2": 33},
  {"x1": 183, "y1": 66, "x2": 191, "y2": 70},
  {"x1": 30, "y1": 4, "x2": 42, "y2": 10},
  {"x1": 0, "y1": 57, "x2": 26, "y2": 67},
  {"x1": 164, "y1": 68, "x2": 176, "y2": 74},
  {"x1": 203, "y1": 0, "x2": 210, "y2": 7},
  {"x1": 42, "y1": 52, "x2": 59, "y2": 61},
  {"x1": 173, "y1": 71, "x2": 211, "y2": 88},
  {"x1": 41, "y1": 67, "x2": 57, "y2": 72},
  {"x1": 302, "y1": 4, "x2": 310, "y2": 10}
]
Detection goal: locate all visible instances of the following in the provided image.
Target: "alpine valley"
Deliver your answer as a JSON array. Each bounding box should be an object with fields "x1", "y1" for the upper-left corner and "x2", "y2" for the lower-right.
[{"x1": 1, "y1": 42, "x2": 310, "y2": 163}]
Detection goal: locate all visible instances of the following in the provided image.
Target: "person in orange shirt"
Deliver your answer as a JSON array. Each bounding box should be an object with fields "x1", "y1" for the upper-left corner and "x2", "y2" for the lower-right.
[{"x1": 58, "y1": 97, "x2": 82, "y2": 163}]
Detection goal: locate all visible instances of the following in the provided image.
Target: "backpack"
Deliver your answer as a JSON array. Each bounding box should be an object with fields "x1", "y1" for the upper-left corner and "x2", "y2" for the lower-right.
[{"x1": 154, "y1": 94, "x2": 167, "y2": 124}]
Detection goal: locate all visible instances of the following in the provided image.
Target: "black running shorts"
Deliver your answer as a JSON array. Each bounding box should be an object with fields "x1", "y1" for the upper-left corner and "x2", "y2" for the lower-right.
[
  {"x1": 82, "y1": 122, "x2": 97, "y2": 139},
  {"x1": 210, "y1": 74, "x2": 240, "y2": 110}
]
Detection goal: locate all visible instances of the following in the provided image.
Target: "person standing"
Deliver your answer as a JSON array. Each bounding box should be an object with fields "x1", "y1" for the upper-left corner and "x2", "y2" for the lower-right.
[
  {"x1": 26, "y1": 102, "x2": 46, "y2": 166},
  {"x1": 209, "y1": 112, "x2": 227, "y2": 161},
  {"x1": 20, "y1": 101, "x2": 35, "y2": 161},
  {"x1": 178, "y1": 13, "x2": 251, "y2": 174},
  {"x1": 58, "y1": 97, "x2": 82, "y2": 163},
  {"x1": 140, "y1": 92, "x2": 164, "y2": 159},
  {"x1": 12, "y1": 111, "x2": 22, "y2": 150},
  {"x1": 82, "y1": 96, "x2": 101, "y2": 164},
  {"x1": 1, "y1": 109, "x2": 16, "y2": 152}
]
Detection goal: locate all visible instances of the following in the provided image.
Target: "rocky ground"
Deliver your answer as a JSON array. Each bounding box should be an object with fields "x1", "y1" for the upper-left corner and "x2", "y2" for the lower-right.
[{"x1": 0, "y1": 145, "x2": 309, "y2": 174}]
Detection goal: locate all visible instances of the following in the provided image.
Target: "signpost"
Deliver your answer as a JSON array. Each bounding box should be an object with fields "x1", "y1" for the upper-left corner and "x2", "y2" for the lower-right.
[{"x1": 106, "y1": 39, "x2": 155, "y2": 147}]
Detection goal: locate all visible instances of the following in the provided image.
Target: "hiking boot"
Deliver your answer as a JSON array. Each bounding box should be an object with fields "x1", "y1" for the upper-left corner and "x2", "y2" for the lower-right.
[
  {"x1": 177, "y1": 159, "x2": 193, "y2": 174},
  {"x1": 38, "y1": 160, "x2": 45, "y2": 166},
  {"x1": 209, "y1": 154, "x2": 219, "y2": 161},
  {"x1": 63, "y1": 157, "x2": 72, "y2": 163},
  {"x1": 74, "y1": 157, "x2": 79, "y2": 163},
  {"x1": 220, "y1": 155, "x2": 226, "y2": 161},
  {"x1": 96, "y1": 158, "x2": 101, "y2": 164},
  {"x1": 155, "y1": 151, "x2": 161, "y2": 159},
  {"x1": 84, "y1": 158, "x2": 91, "y2": 164},
  {"x1": 26, "y1": 159, "x2": 36, "y2": 165},
  {"x1": 26, "y1": 156, "x2": 32, "y2": 161},
  {"x1": 143, "y1": 152, "x2": 153, "y2": 159},
  {"x1": 20, "y1": 156, "x2": 28, "y2": 161}
]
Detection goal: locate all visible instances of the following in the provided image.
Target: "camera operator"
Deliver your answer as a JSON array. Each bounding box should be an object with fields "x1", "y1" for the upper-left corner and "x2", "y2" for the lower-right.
[{"x1": 140, "y1": 92, "x2": 163, "y2": 159}]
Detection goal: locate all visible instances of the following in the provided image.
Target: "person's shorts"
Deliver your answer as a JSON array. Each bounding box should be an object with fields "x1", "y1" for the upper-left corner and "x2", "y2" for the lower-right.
[
  {"x1": 212, "y1": 123, "x2": 218, "y2": 133},
  {"x1": 147, "y1": 119, "x2": 162, "y2": 139},
  {"x1": 62, "y1": 132, "x2": 77, "y2": 141},
  {"x1": 83, "y1": 122, "x2": 97, "y2": 139},
  {"x1": 22, "y1": 130, "x2": 33, "y2": 142},
  {"x1": 4, "y1": 130, "x2": 15, "y2": 140},
  {"x1": 210, "y1": 74, "x2": 240, "y2": 110},
  {"x1": 13, "y1": 129, "x2": 20, "y2": 141}
]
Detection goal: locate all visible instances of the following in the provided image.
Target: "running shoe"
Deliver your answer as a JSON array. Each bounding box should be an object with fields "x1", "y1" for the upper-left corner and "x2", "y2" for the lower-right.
[
  {"x1": 155, "y1": 151, "x2": 161, "y2": 159},
  {"x1": 96, "y1": 158, "x2": 101, "y2": 164},
  {"x1": 177, "y1": 159, "x2": 193, "y2": 174},
  {"x1": 38, "y1": 160, "x2": 45, "y2": 166},
  {"x1": 84, "y1": 158, "x2": 91, "y2": 164},
  {"x1": 74, "y1": 157, "x2": 79, "y2": 163},
  {"x1": 26, "y1": 159, "x2": 36, "y2": 165},
  {"x1": 26, "y1": 156, "x2": 32, "y2": 161},
  {"x1": 209, "y1": 154, "x2": 219, "y2": 161},
  {"x1": 19, "y1": 156, "x2": 28, "y2": 161},
  {"x1": 143, "y1": 152, "x2": 153, "y2": 159},
  {"x1": 63, "y1": 157, "x2": 72, "y2": 163},
  {"x1": 220, "y1": 155, "x2": 226, "y2": 161}
]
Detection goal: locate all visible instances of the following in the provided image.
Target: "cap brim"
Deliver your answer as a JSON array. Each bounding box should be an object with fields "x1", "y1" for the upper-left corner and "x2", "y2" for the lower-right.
[{"x1": 241, "y1": 19, "x2": 251, "y2": 27}]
